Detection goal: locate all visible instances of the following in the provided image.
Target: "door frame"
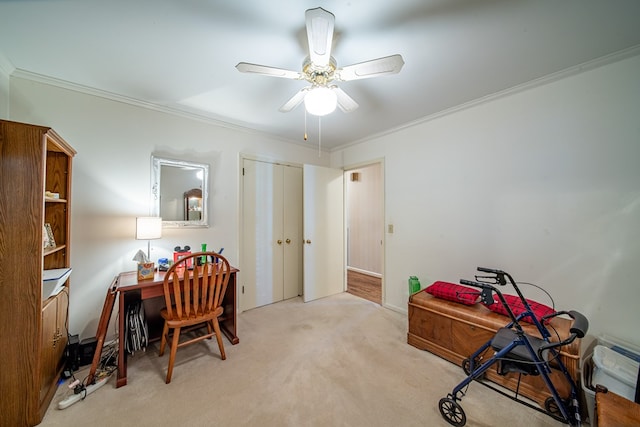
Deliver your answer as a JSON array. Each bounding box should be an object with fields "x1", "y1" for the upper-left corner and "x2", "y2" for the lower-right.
[{"x1": 343, "y1": 158, "x2": 385, "y2": 305}]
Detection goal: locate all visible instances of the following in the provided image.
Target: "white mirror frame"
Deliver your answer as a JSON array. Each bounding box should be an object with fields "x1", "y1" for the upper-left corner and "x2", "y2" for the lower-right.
[{"x1": 151, "y1": 156, "x2": 209, "y2": 228}]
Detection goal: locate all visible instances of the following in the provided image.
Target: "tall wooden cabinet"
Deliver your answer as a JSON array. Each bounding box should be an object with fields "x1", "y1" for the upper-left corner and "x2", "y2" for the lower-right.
[{"x1": 0, "y1": 120, "x2": 76, "y2": 426}]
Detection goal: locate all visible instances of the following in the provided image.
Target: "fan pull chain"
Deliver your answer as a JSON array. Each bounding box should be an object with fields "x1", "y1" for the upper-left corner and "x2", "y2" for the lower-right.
[
  {"x1": 318, "y1": 116, "x2": 321, "y2": 157},
  {"x1": 304, "y1": 109, "x2": 308, "y2": 141}
]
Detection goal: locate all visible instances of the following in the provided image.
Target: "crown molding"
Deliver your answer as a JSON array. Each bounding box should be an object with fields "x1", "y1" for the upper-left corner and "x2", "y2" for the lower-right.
[
  {"x1": 9, "y1": 68, "x2": 315, "y2": 149},
  {"x1": 8, "y1": 43, "x2": 639, "y2": 155},
  {"x1": 332, "y1": 44, "x2": 640, "y2": 152}
]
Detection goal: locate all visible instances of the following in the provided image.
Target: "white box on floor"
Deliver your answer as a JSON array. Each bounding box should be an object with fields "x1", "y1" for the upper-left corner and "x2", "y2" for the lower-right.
[
  {"x1": 580, "y1": 335, "x2": 640, "y2": 424},
  {"x1": 592, "y1": 344, "x2": 639, "y2": 401}
]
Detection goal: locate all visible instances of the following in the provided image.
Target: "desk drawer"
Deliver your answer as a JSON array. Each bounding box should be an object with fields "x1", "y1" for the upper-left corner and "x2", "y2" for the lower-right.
[{"x1": 141, "y1": 286, "x2": 163, "y2": 299}]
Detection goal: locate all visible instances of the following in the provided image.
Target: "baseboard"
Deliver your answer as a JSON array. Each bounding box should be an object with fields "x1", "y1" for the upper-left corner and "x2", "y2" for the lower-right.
[{"x1": 346, "y1": 267, "x2": 382, "y2": 278}]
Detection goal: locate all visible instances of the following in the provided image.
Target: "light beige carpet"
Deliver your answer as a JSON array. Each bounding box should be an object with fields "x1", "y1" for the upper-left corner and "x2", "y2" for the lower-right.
[{"x1": 41, "y1": 293, "x2": 568, "y2": 426}]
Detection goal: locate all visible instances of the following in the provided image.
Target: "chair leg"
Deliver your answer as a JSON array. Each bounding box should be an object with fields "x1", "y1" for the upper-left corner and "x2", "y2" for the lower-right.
[
  {"x1": 166, "y1": 326, "x2": 181, "y2": 384},
  {"x1": 211, "y1": 318, "x2": 226, "y2": 360},
  {"x1": 206, "y1": 320, "x2": 213, "y2": 337},
  {"x1": 159, "y1": 321, "x2": 169, "y2": 357}
]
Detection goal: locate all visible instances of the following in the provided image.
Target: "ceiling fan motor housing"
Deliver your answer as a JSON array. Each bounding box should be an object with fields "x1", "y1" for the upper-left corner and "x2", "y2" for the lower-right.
[{"x1": 303, "y1": 56, "x2": 337, "y2": 87}]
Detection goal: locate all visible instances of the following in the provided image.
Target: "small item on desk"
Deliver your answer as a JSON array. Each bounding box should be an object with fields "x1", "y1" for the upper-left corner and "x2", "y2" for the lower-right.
[
  {"x1": 133, "y1": 249, "x2": 154, "y2": 281},
  {"x1": 158, "y1": 257, "x2": 169, "y2": 271},
  {"x1": 215, "y1": 247, "x2": 224, "y2": 263},
  {"x1": 200, "y1": 243, "x2": 207, "y2": 265},
  {"x1": 173, "y1": 245, "x2": 192, "y2": 268},
  {"x1": 137, "y1": 263, "x2": 154, "y2": 280}
]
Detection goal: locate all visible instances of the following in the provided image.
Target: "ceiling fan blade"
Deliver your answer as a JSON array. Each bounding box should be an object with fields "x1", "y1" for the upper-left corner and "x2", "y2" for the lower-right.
[
  {"x1": 279, "y1": 87, "x2": 309, "y2": 113},
  {"x1": 236, "y1": 62, "x2": 302, "y2": 80},
  {"x1": 335, "y1": 54, "x2": 405, "y2": 81},
  {"x1": 332, "y1": 86, "x2": 359, "y2": 113},
  {"x1": 305, "y1": 7, "x2": 335, "y2": 68}
]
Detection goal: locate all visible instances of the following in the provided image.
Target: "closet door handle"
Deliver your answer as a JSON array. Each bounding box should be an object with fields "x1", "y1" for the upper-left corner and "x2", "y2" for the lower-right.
[
  {"x1": 277, "y1": 240, "x2": 283, "y2": 245},
  {"x1": 306, "y1": 239, "x2": 312, "y2": 244},
  {"x1": 285, "y1": 238, "x2": 291, "y2": 244}
]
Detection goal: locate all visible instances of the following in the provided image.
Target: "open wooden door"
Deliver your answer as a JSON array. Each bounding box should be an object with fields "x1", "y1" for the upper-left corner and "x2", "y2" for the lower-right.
[{"x1": 303, "y1": 164, "x2": 344, "y2": 302}]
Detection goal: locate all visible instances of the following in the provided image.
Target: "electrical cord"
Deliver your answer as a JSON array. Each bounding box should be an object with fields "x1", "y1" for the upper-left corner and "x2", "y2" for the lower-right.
[{"x1": 516, "y1": 281, "x2": 556, "y2": 310}]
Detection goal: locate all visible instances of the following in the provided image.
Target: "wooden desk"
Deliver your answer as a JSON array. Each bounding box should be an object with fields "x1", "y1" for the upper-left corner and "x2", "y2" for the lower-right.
[
  {"x1": 114, "y1": 267, "x2": 239, "y2": 387},
  {"x1": 596, "y1": 389, "x2": 640, "y2": 427}
]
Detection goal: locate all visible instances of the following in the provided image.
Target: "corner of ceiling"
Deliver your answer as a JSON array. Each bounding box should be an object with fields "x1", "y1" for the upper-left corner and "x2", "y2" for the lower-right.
[{"x1": 0, "y1": 51, "x2": 15, "y2": 77}]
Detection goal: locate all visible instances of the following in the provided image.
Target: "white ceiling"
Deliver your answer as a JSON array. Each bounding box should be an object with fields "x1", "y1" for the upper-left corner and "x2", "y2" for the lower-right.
[{"x1": 1, "y1": 0, "x2": 640, "y2": 150}]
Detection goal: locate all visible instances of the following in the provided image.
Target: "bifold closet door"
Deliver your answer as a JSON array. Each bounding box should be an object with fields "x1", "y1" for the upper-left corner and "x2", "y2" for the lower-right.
[
  {"x1": 282, "y1": 165, "x2": 303, "y2": 299},
  {"x1": 241, "y1": 159, "x2": 302, "y2": 311}
]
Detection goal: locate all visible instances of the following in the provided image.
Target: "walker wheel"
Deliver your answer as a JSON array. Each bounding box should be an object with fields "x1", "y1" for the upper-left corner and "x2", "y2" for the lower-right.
[
  {"x1": 544, "y1": 396, "x2": 569, "y2": 423},
  {"x1": 439, "y1": 397, "x2": 467, "y2": 427},
  {"x1": 462, "y1": 357, "x2": 485, "y2": 380}
]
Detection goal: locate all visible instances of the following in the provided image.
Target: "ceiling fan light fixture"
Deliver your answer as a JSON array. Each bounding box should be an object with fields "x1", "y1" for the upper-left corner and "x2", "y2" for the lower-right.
[
  {"x1": 304, "y1": 86, "x2": 337, "y2": 116},
  {"x1": 237, "y1": 7, "x2": 402, "y2": 117}
]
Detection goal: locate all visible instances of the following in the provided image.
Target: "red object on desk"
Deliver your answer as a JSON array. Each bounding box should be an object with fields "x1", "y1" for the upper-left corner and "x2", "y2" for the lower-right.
[{"x1": 173, "y1": 250, "x2": 192, "y2": 267}]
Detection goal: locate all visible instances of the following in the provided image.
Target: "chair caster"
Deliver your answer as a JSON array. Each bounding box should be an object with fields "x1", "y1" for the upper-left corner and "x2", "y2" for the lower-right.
[{"x1": 439, "y1": 396, "x2": 467, "y2": 427}]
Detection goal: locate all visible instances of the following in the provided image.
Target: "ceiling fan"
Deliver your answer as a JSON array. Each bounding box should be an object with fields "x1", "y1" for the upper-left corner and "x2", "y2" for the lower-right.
[{"x1": 236, "y1": 7, "x2": 405, "y2": 116}]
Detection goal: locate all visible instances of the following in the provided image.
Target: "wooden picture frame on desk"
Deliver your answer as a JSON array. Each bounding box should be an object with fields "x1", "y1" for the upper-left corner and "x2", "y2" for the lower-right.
[{"x1": 113, "y1": 267, "x2": 239, "y2": 387}]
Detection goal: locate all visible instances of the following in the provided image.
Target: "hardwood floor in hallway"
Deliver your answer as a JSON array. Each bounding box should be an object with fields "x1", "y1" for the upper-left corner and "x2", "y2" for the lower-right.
[{"x1": 347, "y1": 269, "x2": 381, "y2": 304}]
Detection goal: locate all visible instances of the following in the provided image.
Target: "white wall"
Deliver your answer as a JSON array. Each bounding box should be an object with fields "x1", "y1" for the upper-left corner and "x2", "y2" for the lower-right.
[
  {"x1": 0, "y1": 59, "x2": 9, "y2": 118},
  {"x1": 332, "y1": 54, "x2": 640, "y2": 346},
  {"x1": 8, "y1": 54, "x2": 640, "y2": 347},
  {"x1": 9, "y1": 77, "x2": 330, "y2": 339}
]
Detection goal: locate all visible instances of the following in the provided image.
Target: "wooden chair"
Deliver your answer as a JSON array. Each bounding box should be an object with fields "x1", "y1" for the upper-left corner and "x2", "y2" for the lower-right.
[{"x1": 159, "y1": 251, "x2": 231, "y2": 383}]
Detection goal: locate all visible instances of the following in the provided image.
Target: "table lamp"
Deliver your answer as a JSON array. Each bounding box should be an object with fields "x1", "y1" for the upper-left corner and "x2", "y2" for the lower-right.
[{"x1": 136, "y1": 216, "x2": 162, "y2": 259}]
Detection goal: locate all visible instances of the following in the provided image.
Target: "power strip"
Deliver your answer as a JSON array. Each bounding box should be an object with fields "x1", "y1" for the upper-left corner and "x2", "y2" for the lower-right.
[{"x1": 57, "y1": 375, "x2": 111, "y2": 410}]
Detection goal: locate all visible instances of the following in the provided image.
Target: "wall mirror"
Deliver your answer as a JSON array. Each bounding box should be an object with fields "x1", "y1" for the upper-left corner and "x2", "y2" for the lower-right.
[{"x1": 151, "y1": 156, "x2": 209, "y2": 228}]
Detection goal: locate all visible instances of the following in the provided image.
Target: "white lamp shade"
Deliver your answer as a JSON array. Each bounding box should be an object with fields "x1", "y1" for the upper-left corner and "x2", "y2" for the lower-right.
[
  {"x1": 136, "y1": 217, "x2": 162, "y2": 240},
  {"x1": 304, "y1": 86, "x2": 337, "y2": 116}
]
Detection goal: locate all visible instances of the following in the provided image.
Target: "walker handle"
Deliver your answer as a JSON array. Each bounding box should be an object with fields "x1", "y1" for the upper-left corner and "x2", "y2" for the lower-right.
[
  {"x1": 460, "y1": 279, "x2": 494, "y2": 290},
  {"x1": 475, "y1": 267, "x2": 509, "y2": 286},
  {"x1": 477, "y1": 267, "x2": 505, "y2": 275},
  {"x1": 460, "y1": 279, "x2": 495, "y2": 305},
  {"x1": 537, "y1": 310, "x2": 589, "y2": 359},
  {"x1": 567, "y1": 310, "x2": 589, "y2": 338}
]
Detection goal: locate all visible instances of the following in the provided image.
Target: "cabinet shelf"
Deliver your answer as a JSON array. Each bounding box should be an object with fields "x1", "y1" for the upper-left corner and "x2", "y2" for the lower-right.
[
  {"x1": 44, "y1": 244, "x2": 67, "y2": 257},
  {"x1": 45, "y1": 197, "x2": 68, "y2": 203}
]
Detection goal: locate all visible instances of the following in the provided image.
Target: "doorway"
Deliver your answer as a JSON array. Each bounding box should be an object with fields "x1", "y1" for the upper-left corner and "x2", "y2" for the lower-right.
[{"x1": 345, "y1": 162, "x2": 383, "y2": 304}]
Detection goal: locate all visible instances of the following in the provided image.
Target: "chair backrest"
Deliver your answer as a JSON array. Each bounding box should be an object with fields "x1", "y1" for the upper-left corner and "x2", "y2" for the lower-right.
[{"x1": 162, "y1": 251, "x2": 231, "y2": 320}]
